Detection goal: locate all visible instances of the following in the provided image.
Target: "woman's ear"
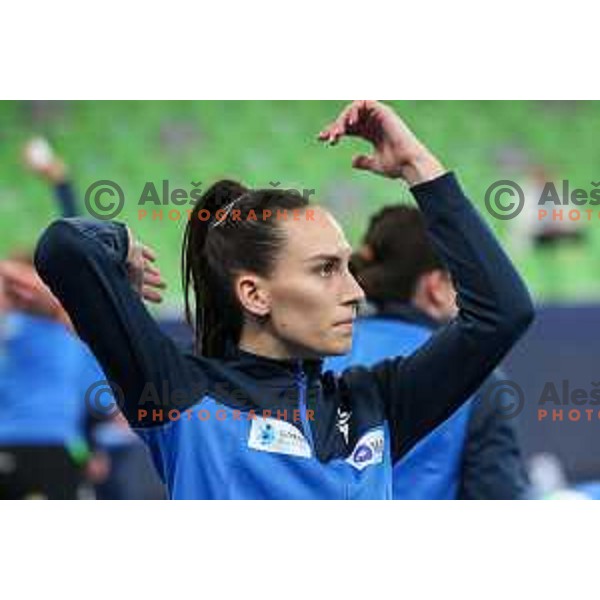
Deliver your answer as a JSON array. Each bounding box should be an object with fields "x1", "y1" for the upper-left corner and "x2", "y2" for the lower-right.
[{"x1": 235, "y1": 273, "x2": 271, "y2": 318}]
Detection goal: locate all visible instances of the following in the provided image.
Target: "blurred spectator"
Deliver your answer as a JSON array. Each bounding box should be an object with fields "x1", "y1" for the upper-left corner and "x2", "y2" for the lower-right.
[
  {"x1": 511, "y1": 164, "x2": 587, "y2": 298},
  {"x1": 515, "y1": 164, "x2": 585, "y2": 252},
  {"x1": 20, "y1": 138, "x2": 165, "y2": 499},
  {"x1": 23, "y1": 137, "x2": 78, "y2": 217},
  {"x1": 0, "y1": 256, "x2": 105, "y2": 498}
]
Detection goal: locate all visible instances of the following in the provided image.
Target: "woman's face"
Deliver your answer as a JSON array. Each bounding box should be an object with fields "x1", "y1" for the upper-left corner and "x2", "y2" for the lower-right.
[{"x1": 250, "y1": 206, "x2": 365, "y2": 359}]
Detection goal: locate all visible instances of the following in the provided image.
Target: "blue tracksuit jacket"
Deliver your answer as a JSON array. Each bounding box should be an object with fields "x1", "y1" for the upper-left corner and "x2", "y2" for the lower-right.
[{"x1": 34, "y1": 172, "x2": 534, "y2": 499}]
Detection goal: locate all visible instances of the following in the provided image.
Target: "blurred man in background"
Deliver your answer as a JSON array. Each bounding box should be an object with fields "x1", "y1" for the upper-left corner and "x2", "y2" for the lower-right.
[
  {"x1": 0, "y1": 254, "x2": 106, "y2": 498},
  {"x1": 327, "y1": 205, "x2": 530, "y2": 499}
]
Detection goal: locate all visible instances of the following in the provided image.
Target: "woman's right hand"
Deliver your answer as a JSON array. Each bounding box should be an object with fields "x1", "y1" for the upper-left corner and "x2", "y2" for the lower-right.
[{"x1": 126, "y1": 227, "x2": 167, "y2": 303}]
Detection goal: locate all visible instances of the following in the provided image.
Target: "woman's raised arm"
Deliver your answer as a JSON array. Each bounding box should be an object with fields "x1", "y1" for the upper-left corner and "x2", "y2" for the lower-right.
[
  {"x1": 321, "y1": 101, "x2": 534, "y2": 461},
  {"x1": 34, "y1": 218, "x2": 209, "y2": 427}
]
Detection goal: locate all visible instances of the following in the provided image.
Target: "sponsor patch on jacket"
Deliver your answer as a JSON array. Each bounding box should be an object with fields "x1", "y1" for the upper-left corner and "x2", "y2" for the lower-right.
[
  {"x1": 346, "y1": 428, "x2": 384, "y2": 471},
  {"x1": 248, "y1": 417, "x2": 312, "y2": 459}
]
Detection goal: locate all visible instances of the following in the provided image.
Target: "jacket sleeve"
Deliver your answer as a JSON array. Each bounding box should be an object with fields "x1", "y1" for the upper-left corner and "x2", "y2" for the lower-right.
[
  {"x1": 34, "y1": 218, "x2": 209, "y2": 428},
  {"x1": 367, "y1": 172, "x2": 535, "y2": 463},
  {"x1": 54, "y1": 181, "x2": 80, "y2": 218},
  {"x1": 457, "y1": 372, "x2": 530, "y2": 499}
]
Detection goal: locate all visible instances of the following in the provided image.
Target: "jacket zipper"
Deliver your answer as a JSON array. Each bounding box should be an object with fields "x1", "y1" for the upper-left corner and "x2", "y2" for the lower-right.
[{"x1": 296, "y1": 360, "x2": 315, "y2": 453}]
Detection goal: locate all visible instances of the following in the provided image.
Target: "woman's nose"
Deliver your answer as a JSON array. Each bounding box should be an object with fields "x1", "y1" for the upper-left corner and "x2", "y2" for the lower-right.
[{"x1": 344, "y1": 272, "x2": 365, "y2": 305}]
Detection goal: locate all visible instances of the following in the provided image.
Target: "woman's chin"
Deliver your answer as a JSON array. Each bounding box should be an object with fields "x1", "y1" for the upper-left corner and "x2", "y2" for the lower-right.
[{"x1": 325, "y1": 339, "x2": 353, "y2": 357}]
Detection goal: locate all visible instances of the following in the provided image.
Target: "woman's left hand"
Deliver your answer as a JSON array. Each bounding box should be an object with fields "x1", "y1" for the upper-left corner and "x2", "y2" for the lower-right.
[{"x1": 318, "y1": 100, "x2": 445, "y2": 185}]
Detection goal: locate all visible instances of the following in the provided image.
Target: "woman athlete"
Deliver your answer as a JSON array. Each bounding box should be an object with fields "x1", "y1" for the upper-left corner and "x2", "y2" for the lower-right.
[{"x1": 34, "y1": 101, "x2": 534, "y2": 499}]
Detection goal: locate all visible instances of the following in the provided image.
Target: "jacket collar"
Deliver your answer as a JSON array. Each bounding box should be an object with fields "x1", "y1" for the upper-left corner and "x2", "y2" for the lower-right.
[
  {"x1": 226, "y1": 346, "x2": 324, "y2": 387},
  {"x1": 367, "y1": 301, "x2": 442, "y2": 331}
]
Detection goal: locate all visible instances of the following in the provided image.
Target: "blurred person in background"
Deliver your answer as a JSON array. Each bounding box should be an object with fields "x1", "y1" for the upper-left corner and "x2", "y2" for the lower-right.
[
  {"x1": 21, "y1": 138, "x2": 165, "y2": 499},
  {"x1": 326, "y1": 205, "x2": 529, "y2": 499},
  {"x1": 513, "y1": 164, "x2": 586, "y2": 252},
  {"x1": 23, "y1": 137, "x2": 79, "y2": 217},
  {"x1": 0, "y1": 254, "x2": 106, "y2": 498},
  {"x1": 510, "y1": 163, "x2": 587, "y2": 299}
]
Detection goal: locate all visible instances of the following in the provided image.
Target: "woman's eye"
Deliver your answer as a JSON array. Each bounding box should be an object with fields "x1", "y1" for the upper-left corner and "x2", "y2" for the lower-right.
[{"x1": 319, "y1": 261, "x2": 336, "y2": 277}]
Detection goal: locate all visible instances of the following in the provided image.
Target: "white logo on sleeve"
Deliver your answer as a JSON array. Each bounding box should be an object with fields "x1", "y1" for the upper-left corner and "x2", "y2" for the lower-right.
[
  {"x1": 346, "y1": 428, "x2": 384, "y2": 471},
  {"x1": 336, "y1": 407, "x2": 352, "y2": 445},
  {"x1": 248, "y1": 417, "x2": 312, "y2": 459}
]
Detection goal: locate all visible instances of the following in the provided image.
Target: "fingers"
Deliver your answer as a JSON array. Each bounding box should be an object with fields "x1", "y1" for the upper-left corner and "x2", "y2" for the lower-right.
[
  {"x1": 319, "y1": 117, "x2": 350, "y2": 145},
  {"x1": 5, "y1": 281, "x2": 35, "y2": 302},
  {"x1": 317, "y1": 100, "x2": 378, "y2": 146},
  {"x1": 127, "y1": 239, "x2": 167, "y2": 304},
  {"x1": 126, "y1": 230, "x2": 156, "y2": 265},
  {"x1": 0, "y1": 262, "x2": 41, "y2": 302},
  {"x1": 317, "y1": 124, "x2": 342, "y2": 145},
  {"x1": 141, "y1": 244, "x2": 157, "y2": 262},
  {"x1": 142, "y1": 270, "x2": 166, "y2": 289},
  {"x1": 142, "y1": 262, "x2": 166, "y2": 303},
  {"x1": 0, "y1": 261, "x2": 35, "y2": 287},
  {"x1": 318, "y1": 101, "x2": 359, "y2": 145},
  {"x1": 346, "y1": 100, "x2": 368, "y2": 128},
  {"x1": 143, "y1": 261, "x2": 166, "y2": 287},
  {"x1": 3, "y1": 274, "x2": 63, "y2": 318},
  {"x1": 352, "y1": 154, "x2": 378, "y2": 172},
  {"x1": 127, "y1": 236, "x2": 166, "y2": 304},
  {"x1": 142, "y1": 288, "x2": 164, "y2": 303},
  {"x1": 144, "y1": 263, "x2": 161, "y2": 277}
]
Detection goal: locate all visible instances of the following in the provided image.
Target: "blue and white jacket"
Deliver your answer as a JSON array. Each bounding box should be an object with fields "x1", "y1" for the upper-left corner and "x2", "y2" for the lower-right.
[{"x1": 34, "y1": 173, "x2": 534, "y2": 499}]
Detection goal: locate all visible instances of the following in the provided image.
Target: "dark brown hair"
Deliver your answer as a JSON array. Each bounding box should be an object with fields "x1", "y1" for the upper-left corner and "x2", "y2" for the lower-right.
[
  {"x1": 182, "y1": 180, "x2": 309, "y2": 358},
  {"x1": 350, "y1": 205, "x2": 446, "y2": 306}
]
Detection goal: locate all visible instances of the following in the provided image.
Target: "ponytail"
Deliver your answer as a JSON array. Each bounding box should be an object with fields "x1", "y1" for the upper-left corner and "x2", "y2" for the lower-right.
[{"x1": 182, "y1": 180, "x2": 248, "y2": 357}]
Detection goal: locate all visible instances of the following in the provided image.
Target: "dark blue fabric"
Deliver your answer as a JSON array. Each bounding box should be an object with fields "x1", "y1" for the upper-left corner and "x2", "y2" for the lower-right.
[{"x1": 54, "y1": 181, "x2": 79, "y2": 219}]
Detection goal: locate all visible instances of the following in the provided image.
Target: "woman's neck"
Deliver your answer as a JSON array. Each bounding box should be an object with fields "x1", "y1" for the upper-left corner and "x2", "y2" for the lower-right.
[{"x1": 238, "y1": 327, "x2": 314, "y2": 361}]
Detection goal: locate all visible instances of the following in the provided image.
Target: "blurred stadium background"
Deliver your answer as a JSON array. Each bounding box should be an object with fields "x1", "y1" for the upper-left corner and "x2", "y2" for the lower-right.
[
  {"x1": 2, "y1": 100, "x2": 600, "y2": 496},
  {"x1": 2, "y1": 100, "x2": 600, "y2": 302}
]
